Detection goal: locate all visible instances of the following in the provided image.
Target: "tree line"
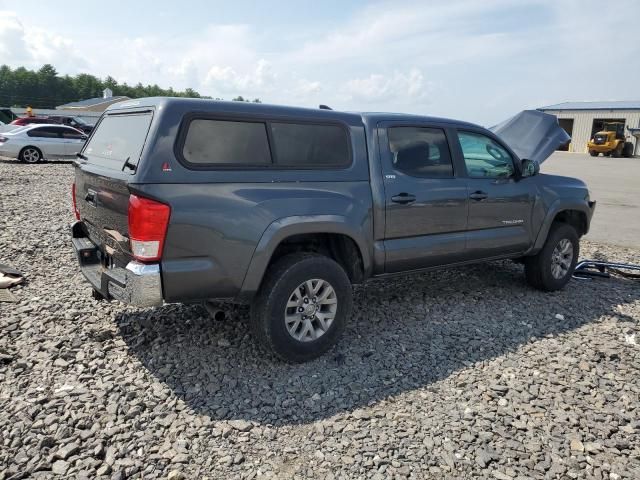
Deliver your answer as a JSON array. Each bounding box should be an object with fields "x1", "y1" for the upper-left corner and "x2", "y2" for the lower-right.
[{"x1": 0, "y1": 64, "x2": 260, "y2": 109}]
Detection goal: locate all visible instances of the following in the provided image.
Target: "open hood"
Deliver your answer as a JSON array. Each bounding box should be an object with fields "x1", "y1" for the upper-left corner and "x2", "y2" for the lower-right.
[{"x1": 490, "y1": 110, "x2": 570, "y2": 164}]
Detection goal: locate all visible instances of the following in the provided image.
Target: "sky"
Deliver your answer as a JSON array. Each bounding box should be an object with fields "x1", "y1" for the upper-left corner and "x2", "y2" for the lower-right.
[{"x1": 0, "y1": 0, "x2": 638, "y2": 125}]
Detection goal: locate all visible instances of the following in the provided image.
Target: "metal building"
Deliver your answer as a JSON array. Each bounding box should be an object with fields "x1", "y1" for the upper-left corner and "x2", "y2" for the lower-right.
[{"x1": 538, "y1": 101, "x2": 640, "y2": 156}]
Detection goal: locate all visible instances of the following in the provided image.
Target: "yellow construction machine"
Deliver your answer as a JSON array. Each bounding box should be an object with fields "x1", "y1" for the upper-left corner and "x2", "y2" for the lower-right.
[{"x1": 587, "y1": 122, "x2": 634, "y2": 157}]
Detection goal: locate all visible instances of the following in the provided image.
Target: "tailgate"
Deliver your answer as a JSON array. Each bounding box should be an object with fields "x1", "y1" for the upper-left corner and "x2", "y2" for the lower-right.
[
  {"x1": 75, "y1": 165, "x2": 133, "y2": 266},
  {"x1": 74, "y1": 110, "x2": 154, "y2": 267}
]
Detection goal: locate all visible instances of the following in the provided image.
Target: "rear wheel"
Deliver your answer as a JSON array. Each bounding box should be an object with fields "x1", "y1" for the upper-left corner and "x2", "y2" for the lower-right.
[
  {"x1": 525, "y1": 223, "x2": 579, "y2": 291},
  {"x1": 589, "y1": 150, "x2": 598, "y2": 157},
  {"x1": 19, "y1": 147, "x2": 42, "y2": 163},
  {"x1": 250, "y1": 253, "x2": 352, "y2": 362}
]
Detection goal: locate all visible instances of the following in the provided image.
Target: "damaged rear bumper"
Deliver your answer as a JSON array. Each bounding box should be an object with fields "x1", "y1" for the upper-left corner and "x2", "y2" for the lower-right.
[{"x1": 71, "y1": 222, "x2": 163, "y2": 307}]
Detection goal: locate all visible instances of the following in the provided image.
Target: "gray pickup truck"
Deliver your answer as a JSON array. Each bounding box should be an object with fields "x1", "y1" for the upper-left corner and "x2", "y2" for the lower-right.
[{"x1": 71, "y1": 98, "x2": 595, "y2": 361}]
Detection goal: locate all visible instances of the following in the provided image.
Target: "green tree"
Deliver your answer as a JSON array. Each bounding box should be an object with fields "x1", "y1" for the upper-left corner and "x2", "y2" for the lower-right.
[
  {"x1": 183, "y1": 88, "x2": 201, "y2": 98},
  {"x1": 0, "y1": 63, "x2": 260, "y2": 108}
]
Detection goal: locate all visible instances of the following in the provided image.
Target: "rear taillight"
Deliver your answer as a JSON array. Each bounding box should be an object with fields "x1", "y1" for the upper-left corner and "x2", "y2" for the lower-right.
[
  {"x1": 128, "y1": 194, "x2": 171, "y2": 262},
  {"x1": 72, "y1": 183, "x2": 80, "y2": 220}
]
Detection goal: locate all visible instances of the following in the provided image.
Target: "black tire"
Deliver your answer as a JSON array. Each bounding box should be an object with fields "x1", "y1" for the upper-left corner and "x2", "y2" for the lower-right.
[
  {"x1": 19, "y1": 146, "x2": 42, "y2": 163},
  {"x1": 589, "y1": 150, "x2": 598, "y2": 157},
  {"x1": 524, "y1": 223, "x2": 579, "y2": 291},
  {"x1": 250, "y1": 253, "x2": 352, "y2": 362},
  {"x1": 623, "y1": 142, "x2": 634, "y2": 158},
  {"x1": 612, "y1": 143, "x2": 623, "y2": 158}
]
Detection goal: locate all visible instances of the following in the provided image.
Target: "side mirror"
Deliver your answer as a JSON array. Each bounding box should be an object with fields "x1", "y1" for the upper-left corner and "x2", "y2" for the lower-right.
[{"x1": 521, "y1": 158, "x2": 540, "y2": 177}]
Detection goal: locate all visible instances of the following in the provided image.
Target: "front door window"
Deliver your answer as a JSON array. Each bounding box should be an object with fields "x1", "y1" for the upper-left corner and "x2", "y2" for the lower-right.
[{"x1": 457, "y1": 131, "x2": 514, "y2": 179}]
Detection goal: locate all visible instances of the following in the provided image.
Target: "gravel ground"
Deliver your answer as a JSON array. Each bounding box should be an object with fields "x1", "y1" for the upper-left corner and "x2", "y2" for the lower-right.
[{"x1": 1, "y1": 159, "x2": 639, "y2": 480}]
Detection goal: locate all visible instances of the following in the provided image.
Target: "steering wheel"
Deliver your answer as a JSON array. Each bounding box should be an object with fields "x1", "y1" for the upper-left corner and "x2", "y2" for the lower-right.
[{"x1": 486, "y1": 144, "x2": 505, "y2": 161}]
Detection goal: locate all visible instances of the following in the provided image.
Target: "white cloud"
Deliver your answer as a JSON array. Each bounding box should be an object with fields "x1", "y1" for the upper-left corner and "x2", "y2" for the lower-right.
[
  {"x1": 204, "y1": 59, "x2": 276, "y2": 94},
  {"x1": 344, "y1": 69, "x2": 429, "y2": 103},
  {"x1": 0, "y1": 12, "x2": 30, "y2": 62},
  {"x1": 0, "y1": 10, "x2": 86, "y2": 72},
  {"x1": 287, "y1": 0, "x2": 525, "y2": 69},
  {"x1": 296, "y1": 80, "x2": 322, "y2": 95}
]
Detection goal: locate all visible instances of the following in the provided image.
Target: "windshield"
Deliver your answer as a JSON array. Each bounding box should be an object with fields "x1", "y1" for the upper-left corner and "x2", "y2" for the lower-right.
[
  {"x1": 82, "y1": 112, "x2": 153, "y2": 171},
  {"x1": 604, "y1": 124, "x2": 618, "y2": 131}
]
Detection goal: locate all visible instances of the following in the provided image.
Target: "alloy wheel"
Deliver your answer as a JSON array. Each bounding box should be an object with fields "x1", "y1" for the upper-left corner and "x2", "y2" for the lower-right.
[
  {"x1": 284, "y1": 279, "x2": 338, "y2": 342},
  {"x1": 22, "y1": 148, "x2": 40, "y2": 163},
  {"x1": 550, "y1": 238, "x2": 573, "y2": 279}
]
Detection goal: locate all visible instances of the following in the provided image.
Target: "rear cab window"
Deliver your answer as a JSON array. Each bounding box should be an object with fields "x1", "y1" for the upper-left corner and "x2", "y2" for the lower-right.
[
  {"x1": 182, "y1": 119, "x2": 271, "y2": 165},
  {"x1": 271, "y1": 123, "x2": 350, "y2": 167},
  {"x1": 82, "y1": 112, "x2": 153, "y2": 171},
  {"x1": 179, "y1": 117, "x2": 351, "y2": 169}
]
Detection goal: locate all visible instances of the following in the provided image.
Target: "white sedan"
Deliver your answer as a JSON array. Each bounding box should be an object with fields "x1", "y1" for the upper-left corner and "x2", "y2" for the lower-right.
[{"x1": 0, "y1": 124, "x2": 88, "y2": 163}]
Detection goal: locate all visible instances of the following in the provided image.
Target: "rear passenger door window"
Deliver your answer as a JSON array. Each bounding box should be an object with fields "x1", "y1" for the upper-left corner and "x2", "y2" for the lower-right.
[
  {"x1": 271, "y1": 123, "x2": 350, "y2": 167},
  {"x1": 388, "y1": 127, "x2": 454, "y2": 178},
  {"x1": 182, "y1": 119, "x2": 271, "y2": 166}
]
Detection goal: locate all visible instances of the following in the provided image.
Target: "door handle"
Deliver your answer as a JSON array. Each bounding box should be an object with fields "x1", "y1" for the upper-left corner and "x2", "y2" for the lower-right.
[
  {"x1": 391, "y1": 193, "x2": 416, "y2": 205},
  {"x1": 469, "y1": 191, "x2": 488, "y2": 201}
]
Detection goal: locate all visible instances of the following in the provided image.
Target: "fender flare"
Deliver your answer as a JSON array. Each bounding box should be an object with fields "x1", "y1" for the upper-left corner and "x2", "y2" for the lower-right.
[
  {"x1": 238, "y1": 215, "x2": 372, "y2": 300},
  {"x1": 532, "y1": 199, "x2": 592, "y2": 251}
]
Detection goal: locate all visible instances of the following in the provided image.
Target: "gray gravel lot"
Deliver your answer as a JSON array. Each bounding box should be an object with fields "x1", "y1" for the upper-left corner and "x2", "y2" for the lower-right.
[{"x1": 1, "y1": 158, "x2": 639, "y2": 480}]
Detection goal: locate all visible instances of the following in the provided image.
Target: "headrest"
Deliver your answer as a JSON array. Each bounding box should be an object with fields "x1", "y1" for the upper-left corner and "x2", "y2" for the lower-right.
[{"x1": 396, "y1": 142, "x2": 429, "y2": 171}]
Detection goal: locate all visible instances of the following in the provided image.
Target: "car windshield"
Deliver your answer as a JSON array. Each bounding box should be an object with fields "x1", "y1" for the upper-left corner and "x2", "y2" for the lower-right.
[{"x1": 82, "y1": 112, "x2": 153, "y2": 170}]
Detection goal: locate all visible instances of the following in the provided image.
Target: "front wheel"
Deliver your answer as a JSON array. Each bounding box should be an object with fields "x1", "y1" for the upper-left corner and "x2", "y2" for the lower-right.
[
  {"x1": 525, "y1": 223, "x2": 579, "y2": 291},
  {"x1": 19, "y1": 147, "x2": 42, "y2": 163},
  {"x1": 250, "y1": 253, "x2": 352, "y2": 362},
  {"x1": 612, "y1": 143, "x2": 623, "y2": 158},
  {"x1": 589, "y1": 150, "x2": 598, "y2": 157}
]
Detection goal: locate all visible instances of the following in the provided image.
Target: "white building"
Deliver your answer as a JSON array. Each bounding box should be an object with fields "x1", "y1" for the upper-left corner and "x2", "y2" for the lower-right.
[
  {"x1": 538, "y1": 101, "x2": 640, "y2": 156},
  {"x1": 56, "y1": 89, "x2": 129, "y2": 113}
]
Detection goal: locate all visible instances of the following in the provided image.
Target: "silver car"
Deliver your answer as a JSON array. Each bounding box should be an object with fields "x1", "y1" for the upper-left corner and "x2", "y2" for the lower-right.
[{"x1": 0, "y1": 124, "x2": 88, "y2": 163}]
